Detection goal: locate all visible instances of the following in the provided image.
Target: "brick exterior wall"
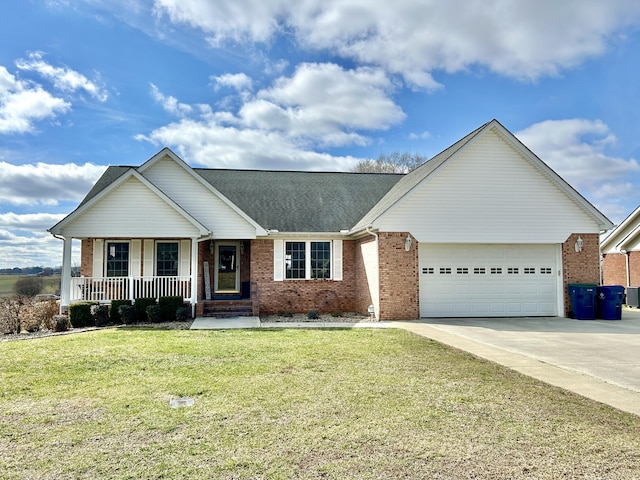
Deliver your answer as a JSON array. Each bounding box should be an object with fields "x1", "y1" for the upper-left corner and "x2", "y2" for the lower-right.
[
  {"x1": 249, "y1": 239, "x2": 357, "y2": 315},
  {"x1": 80, "y1": 239, "x2": 93, "y2": 276},
  {"x1": 377, "y1": 232, "x2": 419, "y2": 320},
  {"x1": 562, "y1": 233, "x2": 600, "y2": 316},
  {"x1": 602, "y1": 253, "x2": 627, "y2": 286}
]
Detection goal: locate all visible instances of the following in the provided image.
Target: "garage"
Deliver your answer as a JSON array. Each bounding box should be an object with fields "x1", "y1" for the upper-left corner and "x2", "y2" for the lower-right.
[{"x1": 419, "y1": 243, "x2": 559, "y2": 318}]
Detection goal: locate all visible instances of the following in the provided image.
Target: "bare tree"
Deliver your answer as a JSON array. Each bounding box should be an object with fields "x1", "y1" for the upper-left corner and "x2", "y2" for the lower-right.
[
  {"x1": 352, "y1": 152, "x2": 428, "y2": 173},
  {"x1": 14, "y1": 276, "x2": 44, "y2": 297}
]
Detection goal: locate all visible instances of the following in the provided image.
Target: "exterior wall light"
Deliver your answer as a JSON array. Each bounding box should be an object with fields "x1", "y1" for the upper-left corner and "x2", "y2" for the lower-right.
[
  {"x1": 575, "y1": 236, "x2": 583, "y2": 253},
  {"x1": 405, "y1": 234, "x2": 412, "y2": 252}
]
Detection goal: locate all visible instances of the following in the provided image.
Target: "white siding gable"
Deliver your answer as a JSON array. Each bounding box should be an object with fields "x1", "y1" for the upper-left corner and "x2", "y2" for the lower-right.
[
  {"x1": 143, "y1": 156, "x2": 257, "y2": 239},
  {"x1": 378, "y1": 130, "x2": 601, "y2": 243},
  {"x1": 59, "y1": 176, "x2": 204, "y2": 238}
]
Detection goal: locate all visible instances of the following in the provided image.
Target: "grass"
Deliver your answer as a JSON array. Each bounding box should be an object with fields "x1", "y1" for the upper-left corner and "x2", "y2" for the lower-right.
[
  {"x1": 1, "y1": 328, "x2": 640, "y2": 479},
  {"x1": 0, "y1": 274, "x2": 61, "y2": 298}
]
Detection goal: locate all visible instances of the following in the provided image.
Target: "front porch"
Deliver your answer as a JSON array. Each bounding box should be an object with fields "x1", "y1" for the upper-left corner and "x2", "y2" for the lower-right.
[{"x1": 70, "y1": 276, "x2": 192, "y2": 303}]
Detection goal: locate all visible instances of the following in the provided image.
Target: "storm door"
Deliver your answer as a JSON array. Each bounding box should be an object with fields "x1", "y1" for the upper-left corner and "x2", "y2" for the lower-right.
[{"x1": 214, "y1": 243, "x2": 240, "y2": 294}]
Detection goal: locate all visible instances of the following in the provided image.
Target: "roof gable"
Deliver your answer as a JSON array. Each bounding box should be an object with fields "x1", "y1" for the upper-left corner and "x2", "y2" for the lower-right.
[
  {"x1": 49, "y1": 169, "x2": 209, "y2": 237},
  {"x1": 355, "y1": 119, "x2": 613, "y2": 237},
  {"x1": 601, "y1": 205, "x2": 640, "y2": 253}
]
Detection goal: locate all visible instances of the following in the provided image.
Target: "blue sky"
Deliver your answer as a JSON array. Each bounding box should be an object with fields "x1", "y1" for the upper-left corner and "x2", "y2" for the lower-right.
[{"x1": 2, "y1": 0, "x2": 640, "y2": 268}]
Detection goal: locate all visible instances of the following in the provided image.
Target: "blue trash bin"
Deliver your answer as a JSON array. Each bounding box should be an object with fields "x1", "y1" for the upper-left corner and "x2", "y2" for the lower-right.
[
  {"x1": 596, "y1": 285, "x2": 625, "y2": 320},
  {"x1": 568, "y1": 284, "x2": 597, "y2": 320}
]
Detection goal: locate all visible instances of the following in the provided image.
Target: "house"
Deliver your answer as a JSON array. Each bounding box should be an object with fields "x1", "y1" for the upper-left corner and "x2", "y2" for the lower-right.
[
  {"x1": 49, "y1": 119, "x2": 613, "y2": 320},
  {"x1": 601, "y1": 205, "x2": 640, "y2": 289}
]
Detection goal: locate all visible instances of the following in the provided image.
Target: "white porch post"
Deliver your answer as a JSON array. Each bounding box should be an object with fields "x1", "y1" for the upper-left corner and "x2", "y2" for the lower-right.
[
  {"x1": 191, "y1": 238, "x2": 198, "y2": 317},
  {"x1": 60, "y1": 236, "x2": 72, "y2": 314}
]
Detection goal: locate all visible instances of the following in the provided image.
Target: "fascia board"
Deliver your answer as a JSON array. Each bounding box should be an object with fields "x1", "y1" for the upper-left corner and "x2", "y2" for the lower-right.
[{"x1": 601, "y1": 205, "x2": 640, "y2": 251}]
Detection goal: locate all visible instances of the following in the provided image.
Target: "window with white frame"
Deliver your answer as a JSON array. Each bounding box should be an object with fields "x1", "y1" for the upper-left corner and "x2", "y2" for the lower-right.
[
  {"x1": 156, "y1": 242, "x2": 179, "y2": 276},
  {"x1": 106, "y1": 242, "x2": 129, "y2": 277},
  {"x1": 284, "y1": 241, "x2": 332, "y2": 280}
]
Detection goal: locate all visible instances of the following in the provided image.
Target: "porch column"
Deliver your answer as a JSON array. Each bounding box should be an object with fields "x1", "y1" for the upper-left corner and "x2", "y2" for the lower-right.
[
  {"x1": 60, "y1": 236, "x2": 72, "y2": 314},
  {"x1": 191, "y1": 237, "x2": 198, "y2": 317}
]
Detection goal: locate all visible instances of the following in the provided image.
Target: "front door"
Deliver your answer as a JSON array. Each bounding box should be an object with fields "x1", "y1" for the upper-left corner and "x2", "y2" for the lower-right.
[{"x1": 214, "y1": 243, "x2": 240, "y2": 294}]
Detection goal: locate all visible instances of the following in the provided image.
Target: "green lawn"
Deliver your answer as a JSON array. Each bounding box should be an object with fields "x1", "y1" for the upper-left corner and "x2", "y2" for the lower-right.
[
  {"x1": 0, "y1": 274, "x2": 61, "y2": 298},
  {"x1": 1, "y1": 328, "x2": 639, "y2": 479}
]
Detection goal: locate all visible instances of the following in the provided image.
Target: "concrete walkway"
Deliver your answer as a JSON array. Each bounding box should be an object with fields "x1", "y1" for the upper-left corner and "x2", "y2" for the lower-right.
[{"x1": 191, "y1": 311, "x2": 640, "y2": 416}]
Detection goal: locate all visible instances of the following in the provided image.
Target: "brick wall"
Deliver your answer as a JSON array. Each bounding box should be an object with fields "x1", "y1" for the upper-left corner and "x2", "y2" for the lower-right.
[
  {"x1": 377, "y1": 232, "x2": 419, "y2": 320},
  {"x1": 602, "y1": 253, "x2": 627, "y2": 286},
  {"x1": 250, "y1": 239, "x2": 357, "y2": 315},
  {"x1": 562, "y1": 233, "x2": 600, "y2": 316},
  {"x1": 80, "y1": 239, "x2": 93, "y2": 276}
]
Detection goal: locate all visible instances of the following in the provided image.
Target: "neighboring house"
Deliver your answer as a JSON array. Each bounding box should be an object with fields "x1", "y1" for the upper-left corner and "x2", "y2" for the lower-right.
[
  {"x1": 601, "y1": 205, "x2": 640, "y2": 288},
  {"x1": 49, "y1": 119, "x2": 613, "y2": 320}
]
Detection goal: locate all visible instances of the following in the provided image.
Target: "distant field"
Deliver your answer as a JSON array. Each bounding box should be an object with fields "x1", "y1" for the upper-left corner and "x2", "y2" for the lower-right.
[{"x1": 0, "y1": 275, "x2": 61, "y2": 298}]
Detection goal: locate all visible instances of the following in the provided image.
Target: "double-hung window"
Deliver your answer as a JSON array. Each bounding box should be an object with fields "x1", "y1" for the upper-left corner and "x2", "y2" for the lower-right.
[
  {"x1": 156, "y1": 242, "x2": 179, "y2": 276},
  {"x1": 284, "y1": 241, "x2": 332, "y2": 280},
  {"x1": 106, "y1": 242, "x2": 129, "y2": 277}
]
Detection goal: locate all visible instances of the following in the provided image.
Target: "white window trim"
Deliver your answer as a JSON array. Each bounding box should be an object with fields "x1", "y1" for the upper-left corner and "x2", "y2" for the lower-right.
[
  {"x1": 275, "y1": 239, "x2": 342, "y2": 281},
  {"x1": 155, "y1": 240, "x2": 180, "y2": 277},
  {"x1": 105, "y1": 240, "x2": 131, "y2": 278}
]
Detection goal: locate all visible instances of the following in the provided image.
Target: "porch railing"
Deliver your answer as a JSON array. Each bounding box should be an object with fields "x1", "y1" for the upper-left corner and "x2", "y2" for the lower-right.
[{"x1": 70, "y1": 276, "x2": 192, "y2": 303}]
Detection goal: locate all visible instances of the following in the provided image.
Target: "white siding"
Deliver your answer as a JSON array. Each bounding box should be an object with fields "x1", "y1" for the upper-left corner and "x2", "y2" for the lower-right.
[
  {"x1": 60, "y1": 177, "x2": 203, "y2": 238},
  {"x1": 360, "y1": 239, "x2": 379, "y2": 318},
  {"x1": 143, "y1": 157, "x2": 256, "y2": 239},
  {"x1": 378, "y1": 131, "x2": 600, "y2": 243}
]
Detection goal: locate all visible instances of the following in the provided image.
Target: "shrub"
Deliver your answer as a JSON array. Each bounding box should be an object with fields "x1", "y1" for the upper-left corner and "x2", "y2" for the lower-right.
[
  {"x1": 91, "y1": 304, "x2": 110, "y2": 327},
  {"x1": 146, "y1": 305, "x2": 162, "y2": 323},
  {"x1": 307, "y1": 309, "x2": 320, "y2": 320},
  {"x1": 158, "y1": 296, "x2": 184, "y2": 322},
  {"x1": 20, "y1": 303, "x2": 41, "y2": 333},
  {"x1": 331, "y1": 311, "x2": 343, "y2": 318},
  {"x1": 0, "y1": 297, "x2": 23, "y2": 334},
  {"x1": 53, "y1": 315, "x2": 70, "y2": 332},
  {"x1": 176, "y1": 306, "x2": 190, "y2": 322},
  {"x1": 281, "y1": 310, "x2": 294, "y2": 318},
  {"x1": 110, "y1": 300, "x2": 132, "y2": 324},
  {"x1": 134, "y1": 298, "x2": 156, "y2": 322},
  {"x1": 37, "y1": 300, "x2": 61, "y2": 331},
  {"x1": 69, "y1": 303, "x2": 96, "y2": 328},
  {"x1": 118, "y1": 305, "x2": 136, "y2": 325},
  {"x1": 14, "y1": 276, "x2": 44, "y2": 297}
]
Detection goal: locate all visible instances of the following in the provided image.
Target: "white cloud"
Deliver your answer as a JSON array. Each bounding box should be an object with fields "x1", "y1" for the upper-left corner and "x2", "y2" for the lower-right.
[
  {"x1": 16, "y1": 51, "x2": 108, "y2": 102},
  {"x1": 0, "y1": 65, "x2": 70, "y2": 134},
  {"x1": 212, "y1": 73, "x2": 253, "y2": 92},
  {"x1": 0, "y1": 161, "x2": 107, "y2": 205},
  {"x1": 516, "y1": 119, "x2": 640, "y2": 223},
  {"x1": 139, "y1": 63, "x2": 404, "y2": 169},
  {"x1": 0, "y1": 212, "x2": 65, "y2": 231},
  {"x1": 150, "y1": 83, "x2": 193, "y2": 117},
  {"x1": 153, "y1": 0, "x2": 640, "y2": 89}
]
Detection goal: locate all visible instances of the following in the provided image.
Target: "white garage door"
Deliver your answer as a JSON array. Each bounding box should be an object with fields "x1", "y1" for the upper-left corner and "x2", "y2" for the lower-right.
[{"x1": 419, "y1": 244, "x2": 558, "y2": 318}]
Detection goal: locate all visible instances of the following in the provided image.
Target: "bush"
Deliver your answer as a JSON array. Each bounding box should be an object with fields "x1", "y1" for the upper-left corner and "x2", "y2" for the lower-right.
[
  {"x1": 158, "y1": 296, "x2": 184, "y2": 322},
  {"x1": 176, "y1": 306, "x2": 190, "y2": 322},
  {"x1": 110, "y1": 300, "x2": 132, "y2": 324},
  {"x1": 37, "y1": 300, "x2": 61, "y2": 331},
  {"x1": 146, "y1": 305, "x2": 162, "y2": 323},
  {"x1": 307, "y1": 309, "x2": 320, "y2": 320},
  {"x1": 280, "y1": 310, "x2": 294, "y2": 318},
  {"x1": 91, "y1": 304, "x2": 110, "y2": 327},
  {"x1": 118, "y1": 305, "x2": 136, "y2": 325},
  {"x1": 53, "y1": 315, "x2": 70, "y2": 332},
  {"x1": 20, "y1": 303, "x2": 41, "y2": 333},
  {"x1": 0, "y1": 297, "x2": 23, "y2": 334},
  {"x1": 134, "y1": 298, "x2": 156, "y2": 322},
  {"x1": 69, "y1": 303, "x2": 96, "y2": 328},
  {"x1": 14, "y1": 276, "x2": 44, "y2": 297},
  {"x1": 331, "y1": 311, "x2": 343, "y2": 318}
]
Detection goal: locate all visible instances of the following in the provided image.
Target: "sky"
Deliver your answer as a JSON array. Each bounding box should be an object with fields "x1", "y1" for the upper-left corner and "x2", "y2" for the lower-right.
[{"x1": 1, "y1": 0, "x2": 640, "y2": 269}]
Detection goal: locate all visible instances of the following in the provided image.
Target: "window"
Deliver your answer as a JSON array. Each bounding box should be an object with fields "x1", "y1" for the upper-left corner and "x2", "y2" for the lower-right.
[
  {"x1": 490, "y1": 267, "x2": 503, "y2": 274},
  {"x1": 540, "y1": 267, "x2": 552, "y2": 274},
  {"x1": 423, "y1": 267, "x2": 435, "y2": 274},
  {"x1": 157, "y1": 242, "x2": 179, "y2": 276},
  {"x1": 524, "y1": 267, "x2": 535, "y2": 274},
  {"x1": 507, "y1": 267, "x2": 519, "y2": 274},
  {"x1": 473, "y1": 267, "x2": 486, "y2": 274},
  {"x1": 439, "y1": 267, "x2": 452, "y2": 274},
  {"x1": 457, "y1": 267, "x2": 469, "y2": 274},
  {"x1": 106, "y1": 242, "x2": 129, "y2": 277},
  {"x1": 285, "y1": 242, "x2": 307, "y2": 279},
  {"x1": 311, "y1": 242, "x2": 331, "y2": 279}
]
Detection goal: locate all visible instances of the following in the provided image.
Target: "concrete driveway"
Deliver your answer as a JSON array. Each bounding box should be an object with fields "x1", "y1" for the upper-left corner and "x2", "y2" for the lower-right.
[{"x1": 397, "y1": 309, "x2": 640, "y2": 416}]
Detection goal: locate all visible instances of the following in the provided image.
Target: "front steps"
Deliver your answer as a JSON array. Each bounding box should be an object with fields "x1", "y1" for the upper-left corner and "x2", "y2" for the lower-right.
[{"x1": 200, "y1": 300, "x2": 254, "y2": 318}]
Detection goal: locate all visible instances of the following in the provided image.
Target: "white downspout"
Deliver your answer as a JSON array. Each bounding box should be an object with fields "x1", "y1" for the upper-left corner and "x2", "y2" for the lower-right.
[
  {"x1": 365, "y1": 226, "x2": 380, "y2": 320},
  {"x1": 621, "y1": 250, "x2": 630, "y2": 287}
]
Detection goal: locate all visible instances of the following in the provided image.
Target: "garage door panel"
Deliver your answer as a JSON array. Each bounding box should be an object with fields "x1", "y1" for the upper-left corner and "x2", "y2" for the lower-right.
[{"x1": 420, "y1": 244, "x2": 558, "y2": 318}]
